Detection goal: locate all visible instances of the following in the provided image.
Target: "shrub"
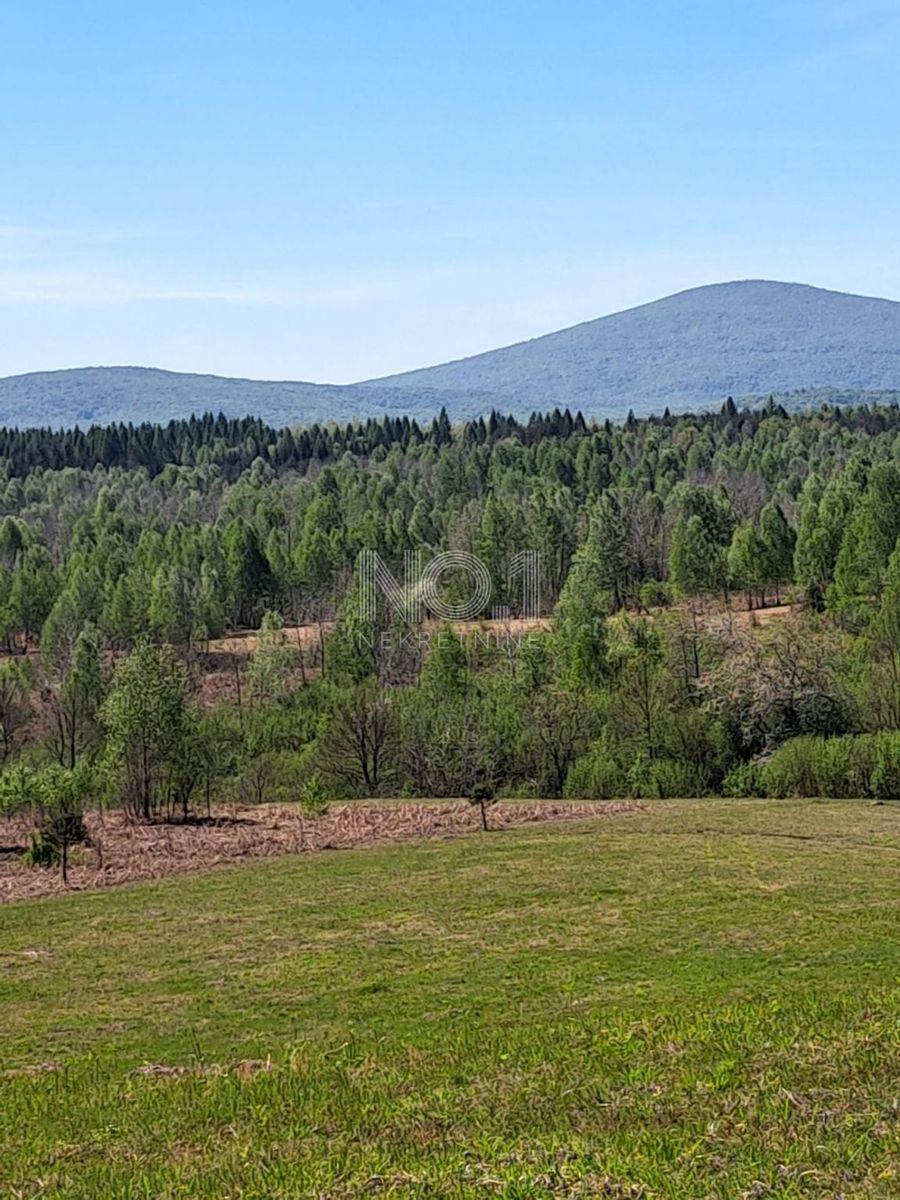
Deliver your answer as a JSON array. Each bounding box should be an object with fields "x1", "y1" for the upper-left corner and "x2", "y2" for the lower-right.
[
  {"x1": 871, "y1": 735, "x2": 900, "y2": 801},
  {"x1": 4, "y1": 762, "x2": 91, "y2": 878},
  {"x1": 722, "y1": 760, "x2": 765, "y2": 797},
  {"x1": 24, "y1": 808, "x2": 88, "y2": 869},
  {"x1": 759, "y1": 732, "x2": 900, "y2": 799},
  {"x1": 565, "y1": 734, "x2": 627, "y2": 799},
  {"x1": 232, "y1": 750, "x2": 311, "y2": 807},
  {"x1": 647, "y1": 758, "x2": 710, "y2": 799},
  {"x1": 762, "y1": 737, "x2": 820, "y2": 798},
  {"x1": 639, "y1": 580, "x2": 672, "y2": 610},
  {"x1": 299, "y1": 772, "x2": 330, "y2": 818}
]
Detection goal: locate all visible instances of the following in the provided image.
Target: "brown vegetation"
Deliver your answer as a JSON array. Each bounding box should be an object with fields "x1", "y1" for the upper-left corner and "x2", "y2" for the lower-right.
[{"x1": 0, "y1": 799, "x2": 643, "y2": 903}]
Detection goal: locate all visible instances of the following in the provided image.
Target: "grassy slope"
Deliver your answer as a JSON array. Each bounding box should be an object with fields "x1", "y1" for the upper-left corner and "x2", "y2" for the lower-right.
[{"x1": 0, "y1": 799, "x2": 898, "y2": 1198}]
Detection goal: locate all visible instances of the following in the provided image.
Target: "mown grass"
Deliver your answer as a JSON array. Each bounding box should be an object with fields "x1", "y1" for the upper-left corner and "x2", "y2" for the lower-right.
[{"x1": 0, "y1": 799, "x2": 898, "y2": 1198}]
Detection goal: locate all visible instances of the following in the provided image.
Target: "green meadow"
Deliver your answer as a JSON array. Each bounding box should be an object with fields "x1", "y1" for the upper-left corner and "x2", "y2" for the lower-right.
[{"x1": 1, "y1": 799, "x2": 898, "y2": 1198}]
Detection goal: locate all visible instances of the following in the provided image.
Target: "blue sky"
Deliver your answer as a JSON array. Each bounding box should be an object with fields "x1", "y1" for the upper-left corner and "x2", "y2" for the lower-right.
[{"x1": 2, "y1": 0, "x2": 899, "y2": 381}]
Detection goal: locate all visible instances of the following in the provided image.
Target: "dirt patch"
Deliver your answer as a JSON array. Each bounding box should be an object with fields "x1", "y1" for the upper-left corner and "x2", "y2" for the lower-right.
[
  {"x1": 741, "y1": 603, "x2": 794, "y2": 625},
  {"x1": 207, "y1": 618, "x2": 552, "y2": 659},
  {"x1": 0, "y1": 800, "x2": 643, "y2": 904}
]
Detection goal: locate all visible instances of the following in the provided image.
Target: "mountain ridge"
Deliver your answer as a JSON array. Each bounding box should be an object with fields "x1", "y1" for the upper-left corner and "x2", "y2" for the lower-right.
[
  {"x1": 362, "y1": 279, "x2": 900, "y2": 381},
  {"x1": 3, "y1": 280, "x2": 900, "y2": 429}
]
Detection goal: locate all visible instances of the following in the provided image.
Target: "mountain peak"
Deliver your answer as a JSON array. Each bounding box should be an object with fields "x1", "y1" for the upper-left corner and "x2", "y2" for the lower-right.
[
  {"x1": 2, "y1": 281, "x2": 899, "y2": 429},
  {"x1": 358, "y1": 278, "x2": 900, "y2": 407}
]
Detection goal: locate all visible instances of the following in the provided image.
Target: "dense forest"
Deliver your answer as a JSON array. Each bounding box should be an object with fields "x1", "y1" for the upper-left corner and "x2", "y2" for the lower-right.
[{"x1": 1, "y1": 397, "x2": 899, "y2": 870}]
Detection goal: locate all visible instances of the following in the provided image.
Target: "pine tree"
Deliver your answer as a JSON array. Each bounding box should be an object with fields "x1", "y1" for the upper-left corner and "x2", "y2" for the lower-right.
[
  {"x1": 554, "y1": 533, "x2": 611, "y2": 689},
  {"x1": 591, "y1": 491, "x2": 629, "y2": 610},
  {"x1": 758, "y1": 501, "x2": 795, "y2": 604},
  {"x1": 727, "y1": 522, "x2": 766, "y2": 608},
  {"x1": 868, "y1": 537, "x2": 900, "y2": 728},
  {"x1": 669, "y1": 515, "x2": 727, "y2": 599},
  {"x1": 833, "y1": 463, "x2": 900, "y2": 621}
]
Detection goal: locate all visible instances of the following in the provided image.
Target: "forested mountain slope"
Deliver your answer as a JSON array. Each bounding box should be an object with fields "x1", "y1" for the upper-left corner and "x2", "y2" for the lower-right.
[
  {"x1": 0, "y1": 367, "x2": 472, "y2": 432},
  {"x1": 3, "y1": 281, "x2": 900, "y2": 428},
  {"x1": 363, "y1": 281, "x2": 900, "y2": 413}
]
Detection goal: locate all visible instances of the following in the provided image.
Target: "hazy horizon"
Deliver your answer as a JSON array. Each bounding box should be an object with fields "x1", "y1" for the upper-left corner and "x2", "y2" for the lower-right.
[{"x1": 1, "y1": 277, "x2": 898, "y2": 386}]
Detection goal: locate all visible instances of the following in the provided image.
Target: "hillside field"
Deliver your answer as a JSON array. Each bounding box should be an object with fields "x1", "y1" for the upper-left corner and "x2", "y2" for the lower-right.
[{"x1": 1, "y1": 798, "x2": 898, "y2": 1198}]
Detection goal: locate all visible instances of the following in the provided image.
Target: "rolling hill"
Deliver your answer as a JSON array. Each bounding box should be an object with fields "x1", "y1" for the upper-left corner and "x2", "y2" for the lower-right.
[{"x1": 2, "y1": 280, "x2": 900, "y2": 429}]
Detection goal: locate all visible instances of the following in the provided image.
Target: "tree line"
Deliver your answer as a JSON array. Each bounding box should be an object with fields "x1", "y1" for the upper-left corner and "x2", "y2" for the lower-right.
[{"x1": 0, "y1": 397, "x2": 899, "y2": 871}]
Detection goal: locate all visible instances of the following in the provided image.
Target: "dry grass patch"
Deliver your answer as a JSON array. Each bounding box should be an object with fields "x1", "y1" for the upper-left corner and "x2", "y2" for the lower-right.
[{"x1": 0, "y1": 799, "x2": 642, "y2": 902}]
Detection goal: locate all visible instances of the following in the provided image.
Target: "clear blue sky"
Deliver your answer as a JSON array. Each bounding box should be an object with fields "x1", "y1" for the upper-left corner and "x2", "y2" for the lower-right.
[{"x1": 2, "y1": 0, "x2": 898, "y2": 381}]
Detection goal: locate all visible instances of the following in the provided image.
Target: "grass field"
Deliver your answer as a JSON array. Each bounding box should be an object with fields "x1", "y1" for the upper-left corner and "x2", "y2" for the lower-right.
[{"x1": 0, "y1": 799, "x2": 898, "y2": 1198}]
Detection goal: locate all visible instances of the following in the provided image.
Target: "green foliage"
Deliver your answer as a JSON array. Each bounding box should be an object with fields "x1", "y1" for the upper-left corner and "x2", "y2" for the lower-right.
[
  {"x1": 758, "y1": 501, "x2": 795, "y2": 597},
  {"x1": 247, "y1": 610, "x2": 298, "y2": 705},
  {"x1": 759, "y1": 732, "x2": 900, "y2": 799},
  {"x1": 0, "y1": 402, "x2": 892, "y2": 809},
  {"x1": 0, "y1": 759, "x2": 46, "y2": 816},
  {"x1": 832, "y1": 463, "x2": 900, "y2": 623},
  {"x1": 553, "y1": 533, "x2": 611, "y2": 689},
  {"x1": 722, "y1": 760, "x2": 766, "y2": 797},
  {"x1": 418, "y1": 624, "x2": 469, "y2": 696},
  {"x1": 101, "y1": 641, "x2": 193, "y2": 820},
  {"x1": 0, "y1": 760, "x2": 91, "y2": 871},
  {"x1": 670, "y1": 514, "x2": 727, "y2": 598},
  {"x1": 865, "y1": 537, "x2": 900, "y2": 728},
  {"x1": 299, "y1": 772, "x2": 330, "y2": 818},
  {"x1": 0, "y1": 656, "x2": 34, "y2": 763},
  {"x1": 638, "y1": 579, "x2": 671, "y2": 610},
  {"x1": 727, "y1": 522, "x2": 766, "y2": 599},
  {"x1": 644, "y1": 757, "x2": 710, "y2": 799},
  {"x1": 564, "y1": 732, "x2": 627, "y2": 799},
  {"x1": 231, "y1": 749, "x2": 311, "y2": 807}
]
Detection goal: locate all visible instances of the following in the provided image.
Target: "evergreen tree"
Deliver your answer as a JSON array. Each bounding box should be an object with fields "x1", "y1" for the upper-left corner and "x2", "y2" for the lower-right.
[
  {"x1": 727, "y1": 522, "x2": 766, "y2": 607},
  {"x1": 669, "y1": 514, "x2": 727, "y2": 599},
  {"x1": 758, "y1": 501, "x2": 795, "y2": 603},
  {"x1": 554, "y1": 532, "x2": 611, "y2": 688}
]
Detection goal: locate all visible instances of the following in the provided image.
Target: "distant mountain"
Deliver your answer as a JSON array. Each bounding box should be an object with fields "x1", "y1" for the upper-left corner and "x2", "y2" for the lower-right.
[
  {"x1": 2, "y1": 281, "x2": 900, "y2": 429},
  {"x1": 361, "y1": 280, "x2": 900, "y2": 413},
  {"x1": 0, "y1": 367, "x2": 479, "y2": 431}
]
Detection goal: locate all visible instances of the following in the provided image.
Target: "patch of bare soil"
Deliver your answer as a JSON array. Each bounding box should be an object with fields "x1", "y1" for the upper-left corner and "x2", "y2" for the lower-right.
[
  {"x1": 0, "y1": 800, "x2": 643, "y2": 903},
  {"x1": 207, "y1": 618, "x2": 553, "y2": 659},
  {"x1": 740, "y1": 603, "x2": 794, "y2": 626}
]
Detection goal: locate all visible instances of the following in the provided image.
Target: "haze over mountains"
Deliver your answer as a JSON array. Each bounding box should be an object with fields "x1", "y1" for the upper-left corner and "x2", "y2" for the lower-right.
[{"x1": 3, "y1": 280, "x2": 900, "y2": 430}]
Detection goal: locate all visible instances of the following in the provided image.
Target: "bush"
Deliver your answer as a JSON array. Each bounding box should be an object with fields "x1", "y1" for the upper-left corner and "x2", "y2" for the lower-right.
[
  {"x1": 762, "y1": 737, "x2": 821, "y2": 798},
  {"x1": 299, "y1": 772, "x2": 330, "y2": 818},
  {"x1": 565, "y1": 736, "x2": 714, "y2": 800},
  {"x1": 565, "y1": 734, "x2": 627, "y2": 799},
  {"x1": 759, "y1": 732, "x2": 900, "y2": 799},
  {"x1": 639, "y1": 580, "x2": 672, "y2": 610},
  {"x1": 647, "y1": 758, "x2": 710, "y2": 799},
  {"x1": 231, "y1": 749, "x2": 312, "y2": 806},
  {"x1": 872, "y1": 736, "x2": 900, "y2": 801},
  {"x1": 5, "y1": 762, "x2": 92, "y2": 875},
  {"x1": 24, "y1": 809, "x2": 88, "y2": 869},
  {"x1": 24, "y1": 830, "x2": 59, "y2": 868},
  {"x1": 722, "y1": 760, "x2": 765, "y2": 797}
]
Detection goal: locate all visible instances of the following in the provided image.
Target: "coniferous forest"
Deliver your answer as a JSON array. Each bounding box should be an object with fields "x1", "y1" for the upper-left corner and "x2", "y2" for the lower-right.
[{"x1": 1, "y1": 398, "x2": 900, "y2": 866}]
